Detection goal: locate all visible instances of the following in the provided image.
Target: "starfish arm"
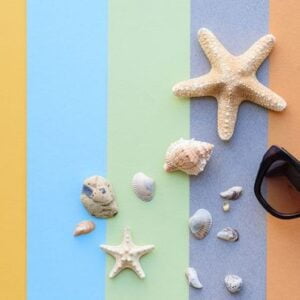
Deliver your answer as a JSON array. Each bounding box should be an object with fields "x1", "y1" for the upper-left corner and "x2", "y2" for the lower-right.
[
  {"x1": 239, "y1": 34, "x2": 275, "y2": 75},
  {"x1": 131, "y1": 261, "x2": 146, "y2": 279},
  {"x1": 240, "y1": 79, "x2": 287, "y2": 111},
  {"x1": 122, "y1": 227, "x2": 133, "y2": 243},
  {"x1": 172, "y1": 73, "x2": 222, "y2": 98},
  {"x1": 109, "y1": 260, "x2": 124, "y2": 278},
  {"x1": 217, "y1": 93, "x2": 241, "y2": 141},
  {"x1": 100, "y1": 244, "x2": 121, "y2": 256},
  {"x1": 198, "y1": 28, "x2": 231, "y2": 69},
  {"x1": 133, "y1": 244, "x2": 155, "y2": 257}
]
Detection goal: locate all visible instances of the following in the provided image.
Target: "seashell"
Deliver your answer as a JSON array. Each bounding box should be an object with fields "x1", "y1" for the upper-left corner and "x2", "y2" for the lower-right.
[
  {"x1": 164, "y1": 138, "x2": 214, "y2": 176},
  {"x1": 132, "y1": 172, "x2": 155, "y2": 201},
  {"x1": 222, "y1": 200, "x2": 230, "y2": 212},
  {"x1": 217, "y1": 227, "x2": 239, "y2": 242},
  {"x1": 73, "y1": 220, "x2": 95, "y2": 236},
  {"x1": 220, "y1": 186, "x2": 243, "y2": 200},
  {"x1": 185, "y1": 267, "x2": 203, "y2": 289},
  {"x1": 189, "y1": 209, "x2": 212, "y2": 239},
  {"x1": 80, "y1": 175, "x2": 118, "y2": 218},
  {"x1": 224, "y1": 274, "x2": 243, "y2": 293}
]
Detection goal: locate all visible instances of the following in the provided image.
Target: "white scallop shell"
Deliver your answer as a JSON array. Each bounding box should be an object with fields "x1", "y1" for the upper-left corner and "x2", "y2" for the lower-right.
[
  {"x1": 164, "y1": 138, "x2": 214, "y2": 175},
  {"x1": 73, "y1": 220, "x2": 95, "y2": 236},
  {"x1": 217, "y1": 227, "x2": 239, "y2": 242},
  {"x1": 189, "y1": 209, "x2": 212, "y2": 239},
  {"x1": 224, "y1": 274, "x2": 243, "y2": 293},
  {"x1": 220, "y1": 186, "x2": 243, "y2": 200},
  {"x1": 132, "y1": 172, "x2": 155, "y2": 201},
  {"x1": 185, "y1": 267, "x2": 203, "y2": 289}
]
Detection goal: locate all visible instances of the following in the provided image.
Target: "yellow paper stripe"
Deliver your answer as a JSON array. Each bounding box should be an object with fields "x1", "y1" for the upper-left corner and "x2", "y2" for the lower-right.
[{"x1": 0, "y1": 1, "x2": 26, "y2": 299}]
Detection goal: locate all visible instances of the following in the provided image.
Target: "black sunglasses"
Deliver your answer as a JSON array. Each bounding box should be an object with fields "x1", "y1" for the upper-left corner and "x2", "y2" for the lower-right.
[{"x1": 255, "y1": 145, "x2": 300, "y2": 219}]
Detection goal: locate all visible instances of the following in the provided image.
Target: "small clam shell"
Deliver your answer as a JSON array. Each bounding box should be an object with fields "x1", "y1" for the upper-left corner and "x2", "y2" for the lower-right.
[
  {"x1": 189, "y1": 209, "x2": 212, "y2": 239},
  {"x1": 220, "y1": 186, "x2": 243, "y2": 200},
  {"x1": 185, "y1": 267, "x2": 203, "y2": 289},
  {"x1": 132, "y1": 172, "x2": 155, "y2": 201},
  {"x1": 224, "y1": 274, "x2": 243, "y2": 293},
  {"x1": 217, "y1": 227, "x2": 239, "y2": 242},
  {"x1": 73, "y1": 220, "x2": 95, "y2": 236}
]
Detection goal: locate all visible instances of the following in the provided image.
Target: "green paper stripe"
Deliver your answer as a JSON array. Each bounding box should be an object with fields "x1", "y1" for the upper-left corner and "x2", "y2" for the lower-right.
[{"x1": 107, "y1": 1, "x2": 190, "y2": 299}]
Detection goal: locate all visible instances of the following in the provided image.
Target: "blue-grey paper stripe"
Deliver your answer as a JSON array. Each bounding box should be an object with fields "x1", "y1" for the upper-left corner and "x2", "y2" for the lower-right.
[{"x1": 190, "y1": 1, "x2": 268, "y2": 299}]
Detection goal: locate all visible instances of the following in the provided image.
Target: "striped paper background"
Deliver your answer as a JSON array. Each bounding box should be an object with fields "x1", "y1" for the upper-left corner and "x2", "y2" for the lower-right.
[{"x1": 0, "y1": 0, "x2": 299, "y2": 299}]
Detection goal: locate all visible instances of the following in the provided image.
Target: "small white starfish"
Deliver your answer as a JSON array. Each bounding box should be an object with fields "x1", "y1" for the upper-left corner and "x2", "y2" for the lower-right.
[
  {"x1": 173, "y1": 28, "x2": 287, "y2": 141},
  {"x1": 100, "y1": 227, "x2": 154, "y2": 279}
]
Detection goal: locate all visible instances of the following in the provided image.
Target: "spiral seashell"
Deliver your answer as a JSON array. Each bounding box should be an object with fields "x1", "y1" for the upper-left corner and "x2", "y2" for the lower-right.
[
  {"x1": 73, "y1": 220, "x2": 95, "y2": 236},
  {"x1": 132, "y1": 172, "x2": 155, "y2": 201},
  {"x1": 164, "y1": 138, "x2": 214, "y2": 176},
  {"x1": 80, "y1": 175, "x2": 118, "y2": 218},
  {"x1": 185, "y1": 267, "x2": 203, "y2": 289},
  {"x1": 220, "y1": 186, "x2": 243, "y2": 200},
  {"x1": 189, "y1": 209, "x2": 212, "y2": 239},
  {"x1": 217, "y1": 227, "x2": 239, "y2": 242},
  {"x1": 224, "y1": 274, "x2": 243, "y2": 293}
]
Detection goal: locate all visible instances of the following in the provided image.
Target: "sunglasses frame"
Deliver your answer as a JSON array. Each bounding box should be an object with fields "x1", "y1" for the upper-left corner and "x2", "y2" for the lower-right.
[{"x1": 254, "y1": 145, "x2": 300, "y2": 219}]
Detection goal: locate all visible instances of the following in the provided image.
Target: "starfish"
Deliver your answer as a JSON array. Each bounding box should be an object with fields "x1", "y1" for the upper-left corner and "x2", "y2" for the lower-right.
[
  {"x1": 173, "y1": 28, "x2": 287, "y2": 141},
  {"x1": 100, "y1": 227, "x2": 154, "y2": 279}
]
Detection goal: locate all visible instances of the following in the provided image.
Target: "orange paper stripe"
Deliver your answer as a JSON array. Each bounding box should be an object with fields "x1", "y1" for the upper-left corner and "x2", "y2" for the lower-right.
[
  {"x1": 0, "y1": 1, "x2": 26, "y2": 299},
  {"x1": 268, "y1": 1, "x2": 300, "y2": 299}
]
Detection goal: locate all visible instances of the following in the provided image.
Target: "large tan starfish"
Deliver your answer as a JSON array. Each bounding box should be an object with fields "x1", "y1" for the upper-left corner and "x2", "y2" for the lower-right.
[
  {"x1": 173, "y1": 28, "x2": 287, "y2": 141},
  {"x1": 100, "y1": 227, "x2": 154, "y2": 279}
]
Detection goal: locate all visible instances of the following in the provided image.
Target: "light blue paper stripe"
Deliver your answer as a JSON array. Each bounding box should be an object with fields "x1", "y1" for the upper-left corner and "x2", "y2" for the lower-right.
[
  {"x1": 27, "y1": 1, "x2": 107, "y2": 299},
  {"x1": 190, "y1": 1, "x2": 268, "y2": 299}
]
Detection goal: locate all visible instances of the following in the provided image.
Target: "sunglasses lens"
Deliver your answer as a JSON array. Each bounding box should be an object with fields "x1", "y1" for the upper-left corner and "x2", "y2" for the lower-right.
[{"x1": 261, "y1": 160, "x2": 300, "y2": 214}]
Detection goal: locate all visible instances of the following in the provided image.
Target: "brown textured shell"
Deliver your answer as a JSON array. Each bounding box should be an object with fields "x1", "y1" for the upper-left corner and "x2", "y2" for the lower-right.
[{"x1": 80, "y1": 175, "x2": 118, "y2": 218}]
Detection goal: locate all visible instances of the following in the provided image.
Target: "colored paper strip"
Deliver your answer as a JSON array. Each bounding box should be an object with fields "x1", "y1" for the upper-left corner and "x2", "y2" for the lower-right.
[
  {"x1": 107, "y1": 1, "x2": 189, "y2": 299},
  {"x1": 0, "y1": 1, "x2": 26, "y2": 299},
  {"x1": 268, "y1": 1, "x2": 300, "y2": 299},
  {"x1": 27, "y1": 1, "x2": 108, "y2": 299},
  {"x1": 190, "y1": 1, "x2": 268, "y2": 299}
]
